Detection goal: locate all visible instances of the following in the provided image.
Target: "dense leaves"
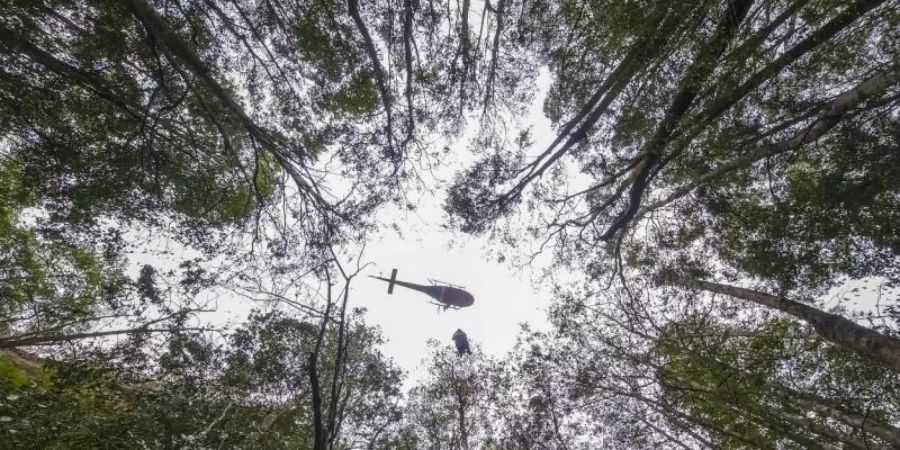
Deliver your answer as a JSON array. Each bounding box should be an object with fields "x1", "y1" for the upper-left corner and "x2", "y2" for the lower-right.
[{"x1": 0, "y1": 311, "x2": 402, "y2": 449}]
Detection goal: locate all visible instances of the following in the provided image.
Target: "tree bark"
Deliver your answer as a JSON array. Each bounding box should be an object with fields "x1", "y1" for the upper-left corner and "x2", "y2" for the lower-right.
[{"x1": 672, "y1": 276, "x2": 900, "y2": 373}]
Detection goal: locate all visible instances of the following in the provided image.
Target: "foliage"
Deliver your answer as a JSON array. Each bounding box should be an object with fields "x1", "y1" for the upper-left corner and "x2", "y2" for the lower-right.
[
  {"x1": 656, "y1": 317, "x2": 900, "y2": 448},
  {"x1": 0, "y1": 311, "x2": 403, "y2": 449}
]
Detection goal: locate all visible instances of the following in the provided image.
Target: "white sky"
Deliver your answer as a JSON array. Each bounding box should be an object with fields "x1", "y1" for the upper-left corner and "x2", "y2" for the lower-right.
[
  {"x1": 353, "y1": 225, "x2": 553, "y2": 384},
  {"x1": 123, "y1": 69, "x2": 559, "y2": 386},
  {"x1": 325, "y1": 68, "x2": 559, "y2": 383}
]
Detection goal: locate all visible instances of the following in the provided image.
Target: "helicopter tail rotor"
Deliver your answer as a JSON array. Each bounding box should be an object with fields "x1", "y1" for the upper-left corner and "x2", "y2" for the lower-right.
[
  {"x1": 368, "y1": 269, "x2": 400, "y2": 294},
  {"x1": 386, "y1": 268, "x2": 398, "y2": 294}
]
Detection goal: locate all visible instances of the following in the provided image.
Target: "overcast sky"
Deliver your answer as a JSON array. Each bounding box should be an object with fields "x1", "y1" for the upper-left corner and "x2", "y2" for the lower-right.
[
  {"x1": 328, "y1": 69, "x2": 559, "y2": 383},
  {"x1": 123, "y1": 70, "x2": 558, "y2": 386}
]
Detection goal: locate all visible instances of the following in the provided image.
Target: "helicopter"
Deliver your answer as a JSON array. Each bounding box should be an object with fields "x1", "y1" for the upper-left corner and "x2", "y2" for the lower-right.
[{"x1": 370, "y1": 269, "x2": 475, "y2": 311}]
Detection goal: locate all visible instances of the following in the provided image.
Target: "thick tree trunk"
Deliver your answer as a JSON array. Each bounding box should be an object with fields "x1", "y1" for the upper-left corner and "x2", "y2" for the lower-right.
[
  {"x1": 702, "y1": 0, "x2": 886, "y2": 122},
  {"x1": 123, "y1": 0, "x2": 328, "y2": 203},
  {"x1": 672, "y1": 276, "x2": 900, "y2": 373},
  {"x1": 498, "y1": 1, "x2": 690, "y2": 208},
  {"x1": 124, "y1": 0, "x2": 266, "y2": 143}
]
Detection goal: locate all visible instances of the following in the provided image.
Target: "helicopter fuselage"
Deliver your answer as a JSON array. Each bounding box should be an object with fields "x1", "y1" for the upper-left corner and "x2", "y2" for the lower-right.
[{"x1": 370, "y1": 274, "x2": 475, "y2": 309}]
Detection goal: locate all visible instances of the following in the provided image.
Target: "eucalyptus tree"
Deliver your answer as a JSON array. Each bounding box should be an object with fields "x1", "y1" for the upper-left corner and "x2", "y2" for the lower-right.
[
  {"x1": 445, "y1": 0, "x2": 900, "y2": 292},
  {"x1": 515, "y1": 286, "x2": 728, "y2": 450},
  {"x1": 0, "y1": 0, "x2": 402, "y2": 245},
  {"x1": 0, "y1": 0, "x2": 542, "y2": 237},
  {"x1": 506, "y1": 279, "x2": 900, "y2": 449},
  {"x1": 486, "y1": 327, "x2": 599, "y2": 449},
  {"x1": 1, "y1": 169, "x2": 209, "y2": 364},
  {"x1": 396, "y1": 342, "x2": 500, "y2": 450},
  {"x1": 667, "y1": 273, "x2": 900, "y2": 372}
]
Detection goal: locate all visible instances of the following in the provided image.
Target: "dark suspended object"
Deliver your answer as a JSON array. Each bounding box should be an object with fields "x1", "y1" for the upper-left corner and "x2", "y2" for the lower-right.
[
  {"x1": 452, "y1": 329, "x2": 472, "y2": 356},
  {"x1": 370, "y1": 269, "x2": 475, "y2": 311}
]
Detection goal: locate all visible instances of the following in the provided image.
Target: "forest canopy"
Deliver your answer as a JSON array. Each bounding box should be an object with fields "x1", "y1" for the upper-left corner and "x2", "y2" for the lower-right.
[{"x1": 1, "y1": 0, "x2": 899, "y2": 448}]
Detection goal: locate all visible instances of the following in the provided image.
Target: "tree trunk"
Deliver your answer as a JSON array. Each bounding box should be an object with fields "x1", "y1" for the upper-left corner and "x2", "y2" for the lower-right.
[
  {"x1": 598, "y1": 0, "x2": 757, "y2": 240},
  {"x1": 308, "y1": 287, "x2": 333, "y2": 450},
  {"x1": 123, "y1": 0, "x2": 327, "y2": 201},
  {"x1": 672, "y1": 276, "x2": 900, "y2": 373}
]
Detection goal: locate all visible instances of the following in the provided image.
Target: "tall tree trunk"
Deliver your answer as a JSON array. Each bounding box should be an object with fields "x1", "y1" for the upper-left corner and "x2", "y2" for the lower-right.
[
  {"x1": 701, "y1": 0, "x2": 886, "y2": 122},
  {"x1": 671, "y1": 276, "x2": 900, "y2": 373},
  {"x1": 308, "y1": 285, "x2": 334, "y2": 450},
  {"x1": 494, "y1": 1, "x2": 691, "y2": 211},
  {"x1": 123, "y1": 0, "x2": 328, "y2": 204}
]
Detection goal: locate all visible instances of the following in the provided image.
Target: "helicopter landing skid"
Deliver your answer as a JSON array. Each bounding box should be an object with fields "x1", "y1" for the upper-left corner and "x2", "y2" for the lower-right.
[{"x1": 427, "y1": 302, "x2": 460, "y2": 312}]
